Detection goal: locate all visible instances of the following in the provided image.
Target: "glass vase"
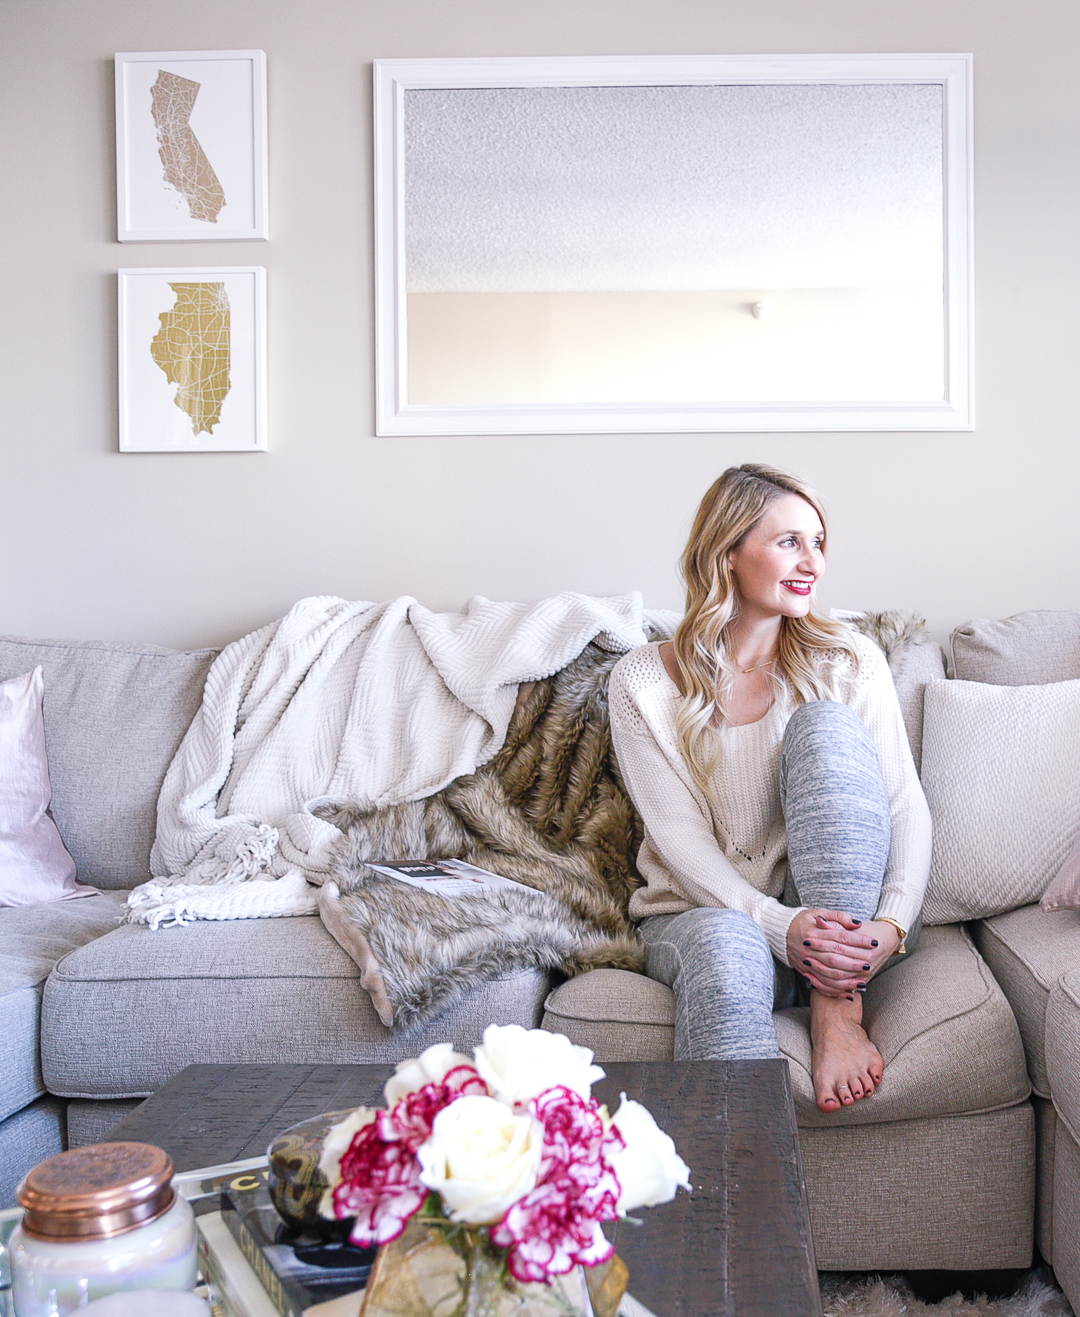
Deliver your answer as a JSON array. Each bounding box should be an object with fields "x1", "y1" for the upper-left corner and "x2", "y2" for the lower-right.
[{"x1": 359, "y1": 1216, "x2": 626, "y2": 1317}]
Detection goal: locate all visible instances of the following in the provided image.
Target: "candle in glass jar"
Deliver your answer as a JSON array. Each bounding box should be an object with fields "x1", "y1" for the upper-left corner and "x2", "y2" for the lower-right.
[{"x1": 10, "y1": 1142, "x2": 198, "y2": 1317}]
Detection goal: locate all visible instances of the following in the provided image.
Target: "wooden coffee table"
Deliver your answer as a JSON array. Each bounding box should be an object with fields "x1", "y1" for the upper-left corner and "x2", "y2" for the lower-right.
[{"x1": 107, "y1": 1059, "x2": 821, "y2": 1317}]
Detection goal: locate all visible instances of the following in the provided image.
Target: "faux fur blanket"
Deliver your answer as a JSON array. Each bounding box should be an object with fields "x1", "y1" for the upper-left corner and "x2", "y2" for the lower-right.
[
  {"x1": 319, "y1": 610, "x2": 935, "y2": 1031},
  {"x1": 318, "y1": 635, "x2": 669, "y2": 1030},
  {"x1": 127, "y1": 592, "x2": 670, "y2": 928}
]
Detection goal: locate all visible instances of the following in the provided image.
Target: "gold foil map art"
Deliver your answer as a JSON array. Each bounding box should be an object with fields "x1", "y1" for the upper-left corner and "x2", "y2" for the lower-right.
[
  {"x1": 150, "y1": 69, "x2": 226, "y2": 223},
  {"x1": 150, "y1": 283, "x2": 232, "y2": 435}
]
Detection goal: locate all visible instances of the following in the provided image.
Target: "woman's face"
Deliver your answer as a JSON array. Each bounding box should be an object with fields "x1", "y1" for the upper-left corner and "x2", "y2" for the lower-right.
[{"x1": 726, "y1": 493, "x2": 826, "y2": 625}]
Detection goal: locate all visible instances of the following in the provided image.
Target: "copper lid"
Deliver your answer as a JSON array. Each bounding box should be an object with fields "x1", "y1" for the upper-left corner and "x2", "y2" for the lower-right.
[{"x1": 17, "y1": 1142, "x2": 176, "y2": 1240}]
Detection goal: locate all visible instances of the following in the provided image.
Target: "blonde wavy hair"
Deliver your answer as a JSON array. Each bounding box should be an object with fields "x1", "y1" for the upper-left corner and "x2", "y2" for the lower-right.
[{"x1": 672, "y1": 464, "x2": 860, "y2": 789}]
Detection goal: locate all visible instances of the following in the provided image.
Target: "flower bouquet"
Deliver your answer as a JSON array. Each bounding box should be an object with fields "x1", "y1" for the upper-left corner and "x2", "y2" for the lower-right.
[{"x1": 317, "y1": 1025, "x2": 691, "y2": 1317}]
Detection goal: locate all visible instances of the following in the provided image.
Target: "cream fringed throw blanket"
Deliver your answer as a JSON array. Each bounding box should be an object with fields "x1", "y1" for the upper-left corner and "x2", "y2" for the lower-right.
[{"x1": 126, "y1": 592, "x2": 673, "y2": 931}]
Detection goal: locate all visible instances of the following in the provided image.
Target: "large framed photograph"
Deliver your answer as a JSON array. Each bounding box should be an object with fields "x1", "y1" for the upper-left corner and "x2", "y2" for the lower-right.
[
  {"x1": 115, "y1": 50, "x2": 268, "y2": 242},
  {"x1": 118, "y1": 267, "x2": 267, "y2": 452},
  {"x1": 374, "y1": 53, "x2": 973, "y2": 435}
]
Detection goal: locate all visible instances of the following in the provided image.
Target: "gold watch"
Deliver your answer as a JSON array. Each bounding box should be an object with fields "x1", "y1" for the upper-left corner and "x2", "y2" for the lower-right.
[{"x1": 877, "y1": 917, "x2": 908, "y2": 955}]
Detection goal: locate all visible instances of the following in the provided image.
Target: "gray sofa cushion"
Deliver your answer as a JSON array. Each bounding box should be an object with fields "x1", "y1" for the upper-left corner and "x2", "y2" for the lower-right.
[
  {"x1": 780, "y1": 924, "x2": 1029, "y2": 1127},
  {"x1": 0, "y1": 636, "x2": 217, "y2": 888},
  {"x1": 0, "y1": 891, "x2": 128, "y2": 1122},
  {"x1": 1047, "y1": 969, "x2": 1080, "y2": 1144},
  {"x1": 951, "y1": 609, "x2": 1080, "y2": 686},
  {"x1": 543, "y1": 925, "x2": 1030, "y2": 1126},
  {"x1": 0, "y1": 1095, "x2": 66, "y2": 1210},
  {"x1": 1054, "y1": 1118, "x2": 1080, "y2": 1314},
  {"x1": 971, "y1": 904, "x2": 1080, "y2": 1097},
  {"x1": 66, "y1": 1098, "x2": 145, "y2": 1149},
  {"x1": 543, "y1": 968, "x2": 676, "y2": 1061},
  {"x1": 41, "y1": 914, "x2": 550, "y2": 1099},
  {"x1": 888, "y1": 633, "x2": 947, "y2": 773}
]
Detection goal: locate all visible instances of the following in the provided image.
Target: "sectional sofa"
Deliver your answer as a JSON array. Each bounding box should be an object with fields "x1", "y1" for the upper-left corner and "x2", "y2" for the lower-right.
[{"x1": 1, "y1": 610, "x2": 1078, "y2": 1308}]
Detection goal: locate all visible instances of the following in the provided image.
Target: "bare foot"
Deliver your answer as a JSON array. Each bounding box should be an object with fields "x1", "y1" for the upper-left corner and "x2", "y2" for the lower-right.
[{"x1": 809, "y1": 992, "x2": 884, "y2": 1113}]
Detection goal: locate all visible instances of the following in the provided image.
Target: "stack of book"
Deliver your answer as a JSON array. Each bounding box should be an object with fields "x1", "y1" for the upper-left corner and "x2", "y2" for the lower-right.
[{"x1": 178, "y1": 1159, "x2": 373, "y2": 1317}]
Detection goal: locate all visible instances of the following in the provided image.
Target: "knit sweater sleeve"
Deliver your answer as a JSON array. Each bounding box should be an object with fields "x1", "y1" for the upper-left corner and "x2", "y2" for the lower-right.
[
  {"x1": 609, "y1": 651, "x2": 804, "y2": 963},
  {"x1": 838, "y1": 633, "x2": 932, "y2": 936}
]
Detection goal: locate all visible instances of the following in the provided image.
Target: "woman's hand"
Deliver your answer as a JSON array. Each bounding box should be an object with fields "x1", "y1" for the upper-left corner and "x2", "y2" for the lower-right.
[{"x1": 786, "y1": 910, "x2": 901, "y2": 998}]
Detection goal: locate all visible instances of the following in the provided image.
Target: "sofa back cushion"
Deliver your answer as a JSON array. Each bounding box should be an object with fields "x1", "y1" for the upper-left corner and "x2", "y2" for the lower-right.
[
  {"x1": 0, "y1": 637, "x2": 217, "y2": 888},
  {"x1": 921, "y1": 676, "x2": 1080, "y2": 923},
  {"x1": 951, "y1": 610, "x2": 1080, "y2": 686}
]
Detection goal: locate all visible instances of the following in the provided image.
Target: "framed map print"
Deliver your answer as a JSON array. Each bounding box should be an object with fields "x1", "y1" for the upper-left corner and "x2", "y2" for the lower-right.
[
  {"x1": 115, "y1": 50, "x2": 268, "y2": 241},
  {"x1": 118, "y1": 267, "x2": 267, "y2": 452}
]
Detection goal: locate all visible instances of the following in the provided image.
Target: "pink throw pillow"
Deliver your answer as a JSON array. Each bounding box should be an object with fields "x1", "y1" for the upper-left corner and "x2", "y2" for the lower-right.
[
  {"x1": 0, "y1": 666, "x2": 90, "y2": 907},
  {"x1": 1042, "y1": 833, "x2": 1080, "y2": 912}
]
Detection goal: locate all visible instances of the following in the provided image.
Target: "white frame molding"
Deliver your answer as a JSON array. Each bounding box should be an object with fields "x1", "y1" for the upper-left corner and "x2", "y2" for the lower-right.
[
  {"x1": 116, "y1": 49, "x2": 269, "y2": 242},
  {"x1": 118, "y1": 266, "x2": 268, "y2": 453},
  {"x1": 374, "y1": 53, "x2": 974, "y2": 435}
]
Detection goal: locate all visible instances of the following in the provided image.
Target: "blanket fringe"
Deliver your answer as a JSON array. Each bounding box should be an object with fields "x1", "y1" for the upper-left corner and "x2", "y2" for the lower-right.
[{"x1": 125, "y1": 869, "x2": 317, "y2": 927}]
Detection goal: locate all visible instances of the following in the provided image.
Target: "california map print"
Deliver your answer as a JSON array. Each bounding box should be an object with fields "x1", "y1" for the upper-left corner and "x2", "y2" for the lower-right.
[
  {"x1": 150, "y1": 70, "x2": 227, "y2": 223},
  {"x1": 115, "y1": 51, "x2": 266, "y2": 241}
]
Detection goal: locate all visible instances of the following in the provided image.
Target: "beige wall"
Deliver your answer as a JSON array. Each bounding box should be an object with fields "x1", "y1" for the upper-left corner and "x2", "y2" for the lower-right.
[{"x1": 2, "y1": 0, "x2": 1077, "y2": 650}]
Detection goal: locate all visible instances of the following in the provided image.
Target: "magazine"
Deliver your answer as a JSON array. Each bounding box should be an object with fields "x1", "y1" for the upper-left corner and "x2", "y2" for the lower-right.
[{"x1": 364, "y1": 857, "x2": 535, "y2": 898}]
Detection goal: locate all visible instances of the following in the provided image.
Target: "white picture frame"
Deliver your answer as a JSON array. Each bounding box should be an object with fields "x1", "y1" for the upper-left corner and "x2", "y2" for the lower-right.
[
  {"x1": 374, "y1": 53, "x2": 974, "y2": 435},
  {"x1": 118, "y1": 266, "x2": 267, "y2": 453},
  {"x1": 116, "y1": 49, "x2": 268, "y2": 242}
]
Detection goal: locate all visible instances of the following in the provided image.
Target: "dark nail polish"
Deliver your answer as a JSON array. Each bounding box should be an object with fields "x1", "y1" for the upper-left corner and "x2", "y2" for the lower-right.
[
  {"x1": 871, "y1": 940, "x2": 879, "y2": 947},
  {"x1": 846, "y1": 995, "x2": 855, "y2": 1002},
  {"x1": 857, "y1": 982, "x2": 867, "y2": 988},
  {"x1": 862, "y1": 963, "x2": 871, "y2": 971},
  {"x1": 852, "y1": 919, "x2": 862, "y2": 925},
  {"x1": 803, "y1": 959, "x2": 811, "y2": 966},
  {"x1": 803, "y1": 940, "x2": 811, "y2": 946}
]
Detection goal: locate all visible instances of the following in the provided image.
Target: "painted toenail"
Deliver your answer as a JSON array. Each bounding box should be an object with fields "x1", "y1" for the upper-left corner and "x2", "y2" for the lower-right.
[
  {"x1": 852, "y1": 919, "x2": 862, "y2": 925},
  {"x1": 803, "y1": 959, "x2": 811, "y2": 966},
  {"x1": 803, "y1": 940, "x2": 811, "y2": 946},
  {"x1": 862, "y1": 964, "x2": 871, "y2": 970},
  {"x1": 857, "y1": 982, "x2": 866, "y2": 988},
  {"x1": 871, "y1": 940, "x2": 879, "y2": 947}
]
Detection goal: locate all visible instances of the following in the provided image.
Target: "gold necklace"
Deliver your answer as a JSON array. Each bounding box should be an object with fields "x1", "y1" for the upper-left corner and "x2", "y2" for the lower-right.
[{"x1": 738, "y1": 656, "x2": 776, "y2": 675}]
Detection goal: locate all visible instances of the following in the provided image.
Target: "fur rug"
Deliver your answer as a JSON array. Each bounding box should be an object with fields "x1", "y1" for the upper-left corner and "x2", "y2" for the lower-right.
[
  {"x1": 318, "y1": 637, "x2": 658, "y2": 1030},
  {"x1": 819, "y1": 1269, "x2": 1073, "y2": 1317},
  {"x1": 319, "y1": 612, "x2": 932, "y2": 1032}
]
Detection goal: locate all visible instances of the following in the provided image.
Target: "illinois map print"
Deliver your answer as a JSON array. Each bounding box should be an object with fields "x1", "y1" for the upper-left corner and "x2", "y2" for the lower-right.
[
  {"x1": 150, "y1": 69, "x2": 226, "y2": 222},
  {"x1": 150, "y1": 283, "x2": 231, "y2": 434}
]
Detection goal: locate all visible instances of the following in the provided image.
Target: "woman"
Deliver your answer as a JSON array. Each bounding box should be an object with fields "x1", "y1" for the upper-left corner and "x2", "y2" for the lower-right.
[{"x1": 609, "y1": 464, "x2": 931, "y2": 1113}]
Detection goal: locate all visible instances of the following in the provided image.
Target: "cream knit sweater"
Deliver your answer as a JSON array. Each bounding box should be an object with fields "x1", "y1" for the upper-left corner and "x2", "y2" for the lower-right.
[{"x1": 609, "y1": 633, "x2": 932, "y2": 964}]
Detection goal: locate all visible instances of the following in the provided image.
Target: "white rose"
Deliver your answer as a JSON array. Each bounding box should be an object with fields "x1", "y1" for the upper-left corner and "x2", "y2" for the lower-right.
[
  {"x1": 317, "y1": 1107, "x2": 378, "y2": 1217},
  {"x1": 384, "y1": 1042, "x2": 477, "y2": 1107},
  {"x1": 472, "y1": 1024, "x2": 605, "y2": 1107},
  {"x1": 416, "y1": 1094, "x2": 543, "y2": 1224},
  {"x1": 607, "y1": 1096, "x2": 692, "y2": 1214}
]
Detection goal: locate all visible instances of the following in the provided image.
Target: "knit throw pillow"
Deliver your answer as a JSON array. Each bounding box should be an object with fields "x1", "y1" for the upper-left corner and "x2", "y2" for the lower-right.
[
  {"x1": 0, "y1": 666, "x2": 88, "y2": 907},
  {"x1": 921, "y1": 678, "x2": 1080, "y2": 923}
]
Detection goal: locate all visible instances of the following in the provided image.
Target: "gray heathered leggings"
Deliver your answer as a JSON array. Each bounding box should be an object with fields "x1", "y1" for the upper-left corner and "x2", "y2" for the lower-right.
[{"x1": 639, "y1": 700, "x2": 919, "y2": 1061}]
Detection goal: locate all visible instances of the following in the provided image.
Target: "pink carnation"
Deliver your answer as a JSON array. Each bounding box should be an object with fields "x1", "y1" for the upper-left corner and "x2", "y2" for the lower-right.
[
  {"x1": 491, "y1": 1086, "x2": 623, "y2": 1282},
  {"x1": 333, "y1": 1065, "x2": 487, "y2": 1246},
  {"x1": 333, "y1": 1122, "x2": 427, "y2": 1246}
]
